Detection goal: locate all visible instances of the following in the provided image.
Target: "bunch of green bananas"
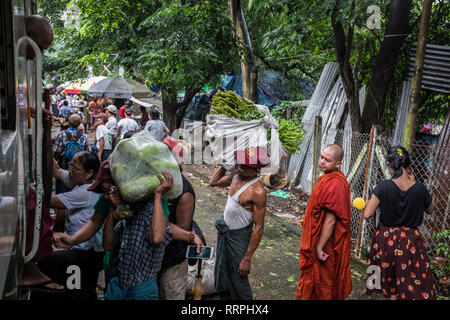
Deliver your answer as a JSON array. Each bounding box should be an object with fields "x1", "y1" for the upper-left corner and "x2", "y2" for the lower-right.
[{"x1": 210, "y1": 90, "x2": 265, "y2": 122}]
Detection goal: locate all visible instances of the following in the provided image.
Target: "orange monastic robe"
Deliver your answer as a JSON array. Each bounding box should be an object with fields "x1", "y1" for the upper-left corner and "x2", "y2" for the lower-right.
[{"x1": 295, "y1": 170, "x2": 352, "y2": 300}]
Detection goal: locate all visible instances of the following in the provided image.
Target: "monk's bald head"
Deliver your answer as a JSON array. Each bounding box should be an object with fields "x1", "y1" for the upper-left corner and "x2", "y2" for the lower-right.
[
  {"x1": 68, "y1": 114, "x2": 81, "y2": 128},
  {"x1": 319, "y1": 144, "x2": 343, "y2": 173},
  {"x1": 323, "y1": 144, "x2": 344, "y2": 162}
]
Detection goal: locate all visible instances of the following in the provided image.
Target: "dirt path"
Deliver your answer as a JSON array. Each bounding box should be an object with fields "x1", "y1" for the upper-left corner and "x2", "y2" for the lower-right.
[{"x1": 183, "y1": 164, "x2": 382, "y2": 300}]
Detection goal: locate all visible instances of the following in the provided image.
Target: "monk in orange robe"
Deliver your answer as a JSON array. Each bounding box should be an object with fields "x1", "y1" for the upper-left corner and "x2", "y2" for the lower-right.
[{"x1": 295, "y1": 144, "x2": 352, "y2": 300}]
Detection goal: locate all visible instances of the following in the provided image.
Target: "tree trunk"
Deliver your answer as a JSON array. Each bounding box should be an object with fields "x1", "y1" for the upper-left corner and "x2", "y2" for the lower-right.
[
  {"x1": 228, "y1": 0, "x2": 258, "y2": 103},
  {"x1": 176, "y1": 87, "x2": 201, "y2": 129},
  {"x1": 331, "y1": 13, "x2": 362, "y2": 132},
  {"x1": 162, "y1": 87, "x2": 201, "y2": 132},
  {"x1": 361, "y1": 0, "x2": 413, "y2": 133},
  {"x1": 403, "y1": 0, "x2": 433, "y2": 151},
  {"x1": 162, "y1": 89, "x2": 178, "y2": 133}
]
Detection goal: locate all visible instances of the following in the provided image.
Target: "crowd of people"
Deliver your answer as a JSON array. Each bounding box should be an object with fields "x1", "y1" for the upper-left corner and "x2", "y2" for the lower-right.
[
  {"x1": 49, "y1": 89, "x2": 168, "y2": 162},
  {"x1": 20, "y1": 89, "x2": 438, "y2": 301},
  {"x1": 21, "y1": 90, "x2": 197, "y2": 300}
]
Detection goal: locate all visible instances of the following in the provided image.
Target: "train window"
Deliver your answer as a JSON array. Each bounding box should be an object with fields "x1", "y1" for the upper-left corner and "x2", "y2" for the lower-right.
[{"x1": 0, "y1": 0, "x2": 16, "y2": 131}]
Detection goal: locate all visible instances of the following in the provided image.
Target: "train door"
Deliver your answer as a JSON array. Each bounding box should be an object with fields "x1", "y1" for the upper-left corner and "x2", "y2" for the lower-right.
[
  {"x1": 0, "y1": 0, "x2": 42, "y2": 299},
  {"x1": 1, "y1": 0, "x2": 21, "y2": 299}
]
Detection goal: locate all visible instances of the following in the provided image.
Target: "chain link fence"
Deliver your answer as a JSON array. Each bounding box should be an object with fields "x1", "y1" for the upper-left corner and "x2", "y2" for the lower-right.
[{"x1": 289, "y1": 120, "x2": 449, "y2": 295}]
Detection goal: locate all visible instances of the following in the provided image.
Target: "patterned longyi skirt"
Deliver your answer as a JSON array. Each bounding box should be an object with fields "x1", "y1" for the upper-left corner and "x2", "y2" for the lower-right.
[{"x1": 367, "y1": 223, "x2": 437, "y2": 300}]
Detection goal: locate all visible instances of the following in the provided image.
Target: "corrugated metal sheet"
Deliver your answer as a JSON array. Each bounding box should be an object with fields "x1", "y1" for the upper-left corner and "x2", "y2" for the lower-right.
[
  {"x1": 392, "y1": 80, "x2": 412, "y2": 145},
  {"x1": 407, "y1": 43, "x2": 450, "y2": 95},
  {"x1": 393, "y1": 43, "x2": 449, "y2": 145},
  {"x1": 287, "y1": 62, "x2": 368, "y2": 194},
  {"x1": 287, "y1": 62, "x2": 339, "y2": 183}
]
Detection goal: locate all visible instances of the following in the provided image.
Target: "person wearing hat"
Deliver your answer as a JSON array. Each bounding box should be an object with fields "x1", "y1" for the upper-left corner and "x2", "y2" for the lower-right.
[
  {"x1": 105, "y1": 105, "x2": 118, "y2": 147},
  {"x1": 75, "y1": 100, "x2": 87, "y2": 125},
  {"x1": 95, "y1": 113, "x2": 113, "y2": 162},
  {"x1": 54, "y1": 161, "x2": 204, "y2": 300},
  {"x1": 208, "y1": 147, "x2": 270, "y2": 300},
  {"x1": 78, "y1": 100, "x2": 90, "y2": 130},
  {"x1": 117, "y1": 107, "x2": 140, "y2": 140},
  {"x1": 144, "y1": 109, "x2": 170, "y2": 142}
]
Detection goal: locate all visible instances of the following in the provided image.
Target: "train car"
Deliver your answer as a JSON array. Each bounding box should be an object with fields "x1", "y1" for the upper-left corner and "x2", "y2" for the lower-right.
[{"x1": 1, "y1": 0, "x2": 47, "y2": 299}]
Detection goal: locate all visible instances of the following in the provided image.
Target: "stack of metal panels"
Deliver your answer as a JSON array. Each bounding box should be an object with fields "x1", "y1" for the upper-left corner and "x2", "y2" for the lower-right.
[
  {"x1": 287, "y1": 62, "x2": 339, "y2": 187},
  {"x1": 287, "y1": 61, "x2": 370, "y2": 194}
]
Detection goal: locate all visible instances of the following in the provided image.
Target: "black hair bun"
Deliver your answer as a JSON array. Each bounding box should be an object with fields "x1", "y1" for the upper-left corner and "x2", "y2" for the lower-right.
[{"x1": 386, "y1": 145, "x2": 411, "y2": 178}]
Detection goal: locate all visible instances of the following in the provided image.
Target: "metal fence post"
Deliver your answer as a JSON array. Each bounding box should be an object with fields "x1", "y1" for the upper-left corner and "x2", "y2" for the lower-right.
[
  {"x1": 356, "y1": 125, "x2": 376, "y2": 258},
  {"x1": 311, "y1": 116, "x2": 322, "y2": 191},
  {"x1": 359, "y1": 125, "x2": 378, "y2": 258}
]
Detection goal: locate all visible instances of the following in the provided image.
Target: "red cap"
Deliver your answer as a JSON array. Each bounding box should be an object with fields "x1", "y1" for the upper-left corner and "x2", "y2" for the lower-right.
[
  {"x1": 87, "y1": 160, "x2": 113, "y2": 193},
  {"x1": 234, "y1": 147, "x2": 270, "y2": 168}
]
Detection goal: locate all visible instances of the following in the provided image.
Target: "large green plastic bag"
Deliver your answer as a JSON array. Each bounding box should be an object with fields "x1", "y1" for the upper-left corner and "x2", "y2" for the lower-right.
[{"x1": 109, "y1": 130, "x2": 183, "y2": 202}]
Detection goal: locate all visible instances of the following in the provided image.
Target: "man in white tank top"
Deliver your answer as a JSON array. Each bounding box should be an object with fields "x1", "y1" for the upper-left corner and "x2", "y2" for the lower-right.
[{"x1": 209, "y1": 147, "x2": 269, "y2": 300}]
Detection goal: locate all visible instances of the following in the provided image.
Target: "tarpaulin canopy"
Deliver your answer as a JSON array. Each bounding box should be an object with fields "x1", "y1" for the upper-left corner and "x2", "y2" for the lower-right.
[
  {"x1": 87, "y1": 77, "x2": 154, "y2": 99},
  {"x1": 130, "y1": 96, "x2": 162, "y2": 109},
  {"x1": 64, "y1": 76, "x2": 106, "y2": 94}
]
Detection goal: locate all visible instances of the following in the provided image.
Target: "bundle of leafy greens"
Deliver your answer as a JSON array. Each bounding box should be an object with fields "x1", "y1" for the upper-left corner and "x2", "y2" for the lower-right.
[
  {"x1": 277, "y1": 119, "x2": 304, "y2": 155},
  {"x1": 210, "y1": 90, "x2": 265, "y2": 121},
  {"x1": 269, "y1": 102, "x2": 305, "y2": 155}
]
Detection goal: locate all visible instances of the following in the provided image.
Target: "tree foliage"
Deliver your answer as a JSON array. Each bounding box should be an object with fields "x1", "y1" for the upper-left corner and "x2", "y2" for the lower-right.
[{"x1": 39, "y1": 0, "x2": 449, "y2": 132}]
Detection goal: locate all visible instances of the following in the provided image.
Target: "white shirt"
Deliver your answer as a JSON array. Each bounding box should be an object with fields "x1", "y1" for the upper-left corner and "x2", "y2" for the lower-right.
[
  {"x1": 117, "y1": 118, "x2": 140, "y2": 139},
  {"x1": 96, "y1": 124, "x2": 112, "y2": 150},
  {"x1": 144, "y1": 119, "x2": 168, "y2": 141},
  {"x1": 106, "y1": 116, "x2": 118, "y2": 137},
  {"x1": 223, "y1": 176, "x2": 260, "y2": 230},
  {"x1": 56, "y1": 171, "x2": 99, "y2": 251}
]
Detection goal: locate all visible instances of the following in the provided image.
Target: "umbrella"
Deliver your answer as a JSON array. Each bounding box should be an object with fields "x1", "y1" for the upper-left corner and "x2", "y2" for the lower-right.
[
  {"x1": 87, "y1": 77, "x2": 153, "y2": 99},
  {"x1": 64, "y1": 76, "x2": 106, "y2": 94}
]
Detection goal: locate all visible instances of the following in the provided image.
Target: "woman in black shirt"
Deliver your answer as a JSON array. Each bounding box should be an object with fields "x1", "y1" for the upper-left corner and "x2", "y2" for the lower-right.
[{"x1": 363, "y1": 145, "x2": 436, "y2": 300}]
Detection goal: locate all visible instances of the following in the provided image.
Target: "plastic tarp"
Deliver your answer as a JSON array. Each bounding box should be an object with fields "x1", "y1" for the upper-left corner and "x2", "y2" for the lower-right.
[
  {"x1": 205, "y1": 104, "x2": 285, "y2": 176},
  {"x1": 109, "y1": 130, "x2": 183, "y2": 202},
  {"x1": 224, "y1": 70, "x2": 314, "y2": 107},
  {"x1": 185, "y1": 92, "x2": 213, "y2": 121}
]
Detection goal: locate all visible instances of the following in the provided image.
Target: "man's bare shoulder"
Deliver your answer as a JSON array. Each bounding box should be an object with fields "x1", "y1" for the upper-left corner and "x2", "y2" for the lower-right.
[{"x1": 251, "y1": 181, "x2": 267, "y2": 199}]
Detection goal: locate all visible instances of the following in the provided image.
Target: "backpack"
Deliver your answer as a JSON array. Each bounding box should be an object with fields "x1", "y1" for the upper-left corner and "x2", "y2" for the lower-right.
[{"x1": 60, "y1": 130, "x2": 84, "y2": 169}]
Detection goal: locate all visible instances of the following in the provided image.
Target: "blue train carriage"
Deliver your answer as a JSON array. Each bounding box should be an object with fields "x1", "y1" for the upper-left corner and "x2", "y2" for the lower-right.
[{"x1": 0, "y1": 0, "x2": 54, "y2": 299}]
